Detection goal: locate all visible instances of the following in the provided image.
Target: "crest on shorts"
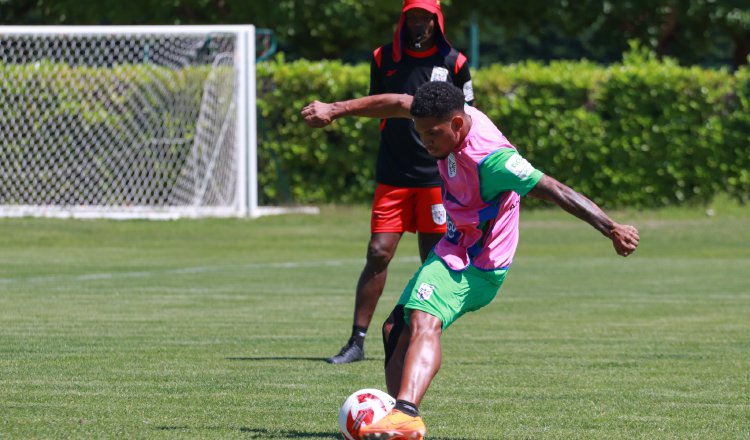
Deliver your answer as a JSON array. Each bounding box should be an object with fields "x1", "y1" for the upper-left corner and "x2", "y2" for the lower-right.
[
  {"x1": 417, "y1": 283, "x2": 435, "y2": 301},
  {"x1": 447, "y1": 153, "x2": 456, "y2": 178},
  {"x1": 431, "y1": 204, "x2": 446, "y2": 225}
]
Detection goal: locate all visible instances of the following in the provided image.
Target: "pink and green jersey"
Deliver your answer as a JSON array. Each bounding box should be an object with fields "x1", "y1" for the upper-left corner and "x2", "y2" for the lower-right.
[{"x1": 434, "y1": 105, "x2": 543, "y2": 272}]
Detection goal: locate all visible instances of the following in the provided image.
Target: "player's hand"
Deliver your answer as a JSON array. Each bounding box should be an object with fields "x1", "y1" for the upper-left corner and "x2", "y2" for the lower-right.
[
  {"x1": 610, "y1": 224, "x2": 639, "y2": 257},
  {"x1": 301, "y1": 100, "x2": 335, "y2": 128}
]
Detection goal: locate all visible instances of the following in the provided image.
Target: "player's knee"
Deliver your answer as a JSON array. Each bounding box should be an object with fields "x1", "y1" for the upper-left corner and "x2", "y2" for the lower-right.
[
  {"x1": 382, "y1": 307, "x2": 400, "y2": 346},
  {"x1": 366, "y1": 240, "x2": 395, "y2": 269},
  {"x1": 382, "y1": 319, "x2": 394, "y2": 343}
]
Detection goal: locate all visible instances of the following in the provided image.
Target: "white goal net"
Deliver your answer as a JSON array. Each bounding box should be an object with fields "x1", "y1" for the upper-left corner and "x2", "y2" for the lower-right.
[{"x1": 0, "y1": 25, "x2": 266, "y2": 219}]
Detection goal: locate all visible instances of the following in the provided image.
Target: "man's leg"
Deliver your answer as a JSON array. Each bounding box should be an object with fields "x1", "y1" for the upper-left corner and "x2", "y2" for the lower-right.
[
  {"x1": 327, "y1": 232, "x2": 402, "y2": 364},
  {"x1": 382, "y1": 306, "x2": 409, "y2": 397},
  {"x1": 360, "y1": 310, "x2": 440, "y2": 439},
  {"x1": 396, "y1": 310, "x2": 442, "y2": 406},
  {"x1": 416, "y1": 232, "x2": 443, "y2": 263}
]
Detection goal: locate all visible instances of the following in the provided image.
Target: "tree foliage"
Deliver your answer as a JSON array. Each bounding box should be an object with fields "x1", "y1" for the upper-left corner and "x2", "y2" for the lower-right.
[{"x1": 2, "y1": 0, "x2": 748, "y2": 68}]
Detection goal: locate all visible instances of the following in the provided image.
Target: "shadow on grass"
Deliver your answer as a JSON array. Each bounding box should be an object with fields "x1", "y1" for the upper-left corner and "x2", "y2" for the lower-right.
[
  {"x1": 226, "y1": 356, "x2": 381, "y2": 363},
  {"x1": 156, "y1": 425, "x2": 478, "y2": 440},
  {"x1": 239, "y1": 427, "x2": 341, "y2": 438},
  {"x1": 156, "y1": 426, "x2": 341, "y2": 438},
  {"x1": 238, "y1": 427, "x2": 478, "y2": 440},
  {"x1": 428, "y1": 438, "x2": 479, "y2": 440}
]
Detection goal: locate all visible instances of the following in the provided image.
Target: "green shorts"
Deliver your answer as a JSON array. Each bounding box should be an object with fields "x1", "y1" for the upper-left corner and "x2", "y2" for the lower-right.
[{"x1": 398, "y1": 252, "x2": 508, "y2": 329}]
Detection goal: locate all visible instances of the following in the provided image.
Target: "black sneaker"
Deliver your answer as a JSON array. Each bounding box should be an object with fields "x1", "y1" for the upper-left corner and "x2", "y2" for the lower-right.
[{"x1": 326, "y1": 341, "x2": 364, "y2": 364}]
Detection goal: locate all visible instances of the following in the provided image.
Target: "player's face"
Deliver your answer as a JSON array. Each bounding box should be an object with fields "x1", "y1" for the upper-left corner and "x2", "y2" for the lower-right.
[
  {"x1": 413, "y1": 115, "x2": 462, "y2": 160},
  {"x1": 405, "y1": 8, "x2": 435, "y2": 46}
]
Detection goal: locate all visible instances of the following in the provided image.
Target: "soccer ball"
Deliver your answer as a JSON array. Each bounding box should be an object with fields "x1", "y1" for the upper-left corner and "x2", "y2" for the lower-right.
[{"x1": 338, "y1": 388, "x2": 396, "y2": 440}]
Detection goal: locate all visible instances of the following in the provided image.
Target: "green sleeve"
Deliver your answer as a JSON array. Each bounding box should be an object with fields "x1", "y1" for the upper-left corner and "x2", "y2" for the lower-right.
[{"x1": 478, "y1": 148, "x2": 544, "y2": 201}]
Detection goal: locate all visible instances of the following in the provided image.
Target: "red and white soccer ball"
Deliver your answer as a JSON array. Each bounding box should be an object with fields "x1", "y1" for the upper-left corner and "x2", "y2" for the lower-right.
[{"x1": 338, "y1": 388, "x2": 396, "y2": 440}]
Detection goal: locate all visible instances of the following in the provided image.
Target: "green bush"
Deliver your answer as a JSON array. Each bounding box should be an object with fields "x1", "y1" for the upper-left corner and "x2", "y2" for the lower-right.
[
  {"x1": 474, "y1": 60, "x2": 608, "y2": 207},
  {"x1": 259, "y1": 53, "x2": 747, "y2": 208},
  {"x1": 723, "y1": 66, "x2": 750, "y2": 204},
  {"x1": 256, "y1": 56, "x2": 377, "y2": 204}
]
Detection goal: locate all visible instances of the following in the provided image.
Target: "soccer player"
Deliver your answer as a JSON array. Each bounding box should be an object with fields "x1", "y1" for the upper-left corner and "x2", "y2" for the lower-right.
[
  {"x1": 302, "y1": 81, "x2": 640, "y2": 439},
  {"x1": 325, "y1": 0, "x2": 474, "y2": 365}
]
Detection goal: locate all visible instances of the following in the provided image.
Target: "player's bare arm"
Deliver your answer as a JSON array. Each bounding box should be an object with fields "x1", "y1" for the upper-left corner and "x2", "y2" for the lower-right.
[
  {"x1": 301, "y1": 93, "x2": 413, "y2": 128},
  {"x1": 528, "y1": 175, "x2": 640, "y2": 257}
]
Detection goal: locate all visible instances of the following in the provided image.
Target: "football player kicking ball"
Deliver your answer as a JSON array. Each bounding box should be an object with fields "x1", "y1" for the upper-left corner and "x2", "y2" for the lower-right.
[{"x1": 302, "y1": 81, "x2": 639, "y2": 440}]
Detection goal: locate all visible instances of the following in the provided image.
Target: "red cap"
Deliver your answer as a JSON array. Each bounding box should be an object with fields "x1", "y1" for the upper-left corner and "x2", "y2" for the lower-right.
[{"x1": 392, "y1": 0, "x2": 449, "y2": 62}]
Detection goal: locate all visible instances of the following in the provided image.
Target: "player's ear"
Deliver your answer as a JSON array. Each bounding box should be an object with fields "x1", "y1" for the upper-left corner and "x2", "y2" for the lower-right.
[{"x1": 450, "y1": 114, "x2": 464, "y2": 132}]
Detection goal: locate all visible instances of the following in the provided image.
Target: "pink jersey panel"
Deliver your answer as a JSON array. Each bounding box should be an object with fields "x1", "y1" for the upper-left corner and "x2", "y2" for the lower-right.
[{"x1": 434, "y1": 106, "x2": 522, "y2": 271}]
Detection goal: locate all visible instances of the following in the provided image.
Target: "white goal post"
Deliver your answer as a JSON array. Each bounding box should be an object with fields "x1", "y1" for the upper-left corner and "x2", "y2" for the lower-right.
[{"x1": 0, "y1": 25, "x2": 315, "y2": 219}]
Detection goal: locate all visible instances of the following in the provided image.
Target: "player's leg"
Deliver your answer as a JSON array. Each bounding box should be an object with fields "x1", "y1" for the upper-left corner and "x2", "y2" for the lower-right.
[
  {"x1": 396, "y1": 310, "x2": 442, "y2": 406},
  {"x1": 355, "y1": 232, "x2": 403, "y2": 329},
  {"x1": 327, "y1": 185, "x2": 413, "y2": 364},
  {"x1": 362, "y1": 256, "x2": 507, "y2": 439},
  {"x1": 328, "y1": 232, "x2": 401, "y2": 364},
  {"x1": 360, "y1": 310, "x2": 438, "y2": 440},
  {"x1": 417, "y1": 232, "x2": 442, "y2": 262},
  {"x1": 382, "y1": 305, "x2": 409, "y2": 396},
  {"x1": 361, "y1": 255, "x2": 447, "y2": 440}
]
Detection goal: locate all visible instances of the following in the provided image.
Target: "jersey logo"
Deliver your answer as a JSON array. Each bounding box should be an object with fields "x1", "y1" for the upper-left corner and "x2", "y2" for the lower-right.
[
  {"x1": 505, "y1": 153, "x2": 535, "y2": 180},
  {"x1": 445, "y1": 216, "x2": 458, "y2": 241},
  {"x1": 447, "y1": 153, "x2": 457, "y2": 178},
  {"x1": 386, "y1": 69, "x2": 398, "y2": 77},
  {"x1": 463, "y1": 80, "x2": 474, "y2": 102},
  {"x1": 430, "y1": 66, "x2": 449, "y2": 82},
  {"x1": 417, "y1": 283, "x2": 435, "y2": 301},
  {"x1": 431, "y1": 204, "x2": 446, "y2": 225}
]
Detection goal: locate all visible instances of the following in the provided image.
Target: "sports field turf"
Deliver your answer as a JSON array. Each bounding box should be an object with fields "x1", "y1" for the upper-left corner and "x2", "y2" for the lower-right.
[{"x1": 1, "y1": 201, "x2": 748, "y2": 439}]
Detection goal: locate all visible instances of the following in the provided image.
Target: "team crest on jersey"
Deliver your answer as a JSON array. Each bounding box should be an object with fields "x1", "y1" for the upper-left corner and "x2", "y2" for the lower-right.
[
  {"x1": 446, "y1": 216, "x2": 456, "y2": 239},
  {"x1": 417, "y1": 283, "x2": 435, "y2": 301},
  {"x1": 431, "y1": 204, "x2": 446, "y2": 225},
  {"x1": 463, "y1": 80, "x2": 474, "y2": 102},
  {"x1": 430, "y1": 66, "x2": 449, "y2": 82},
  {"x1": 447, "y1": 153, "x2": 457, "y2": 177}
]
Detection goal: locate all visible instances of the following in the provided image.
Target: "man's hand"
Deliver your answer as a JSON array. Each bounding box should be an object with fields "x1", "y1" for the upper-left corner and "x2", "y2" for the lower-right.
[
  {"x1": 301, "y1": 100, "x2": 336, "y2": 128},
  {"x1": 609, "y1": 223, "x2": 639, "y2": 257},
  {"x1": 528, "y1": 175, "x2": 640, "y2": 257}
]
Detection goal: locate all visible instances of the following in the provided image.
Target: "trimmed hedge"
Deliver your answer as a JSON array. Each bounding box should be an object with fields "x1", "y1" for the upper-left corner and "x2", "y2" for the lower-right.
[
  {"x1": 258, "y1": 53, "x2": 749, "y2": 208},
  {"x1": 256, "y1": 57, "x2": 375, "y2": 204},
  {"x1": 2, "y1": 55, "x2": 745, "y2": 208}
]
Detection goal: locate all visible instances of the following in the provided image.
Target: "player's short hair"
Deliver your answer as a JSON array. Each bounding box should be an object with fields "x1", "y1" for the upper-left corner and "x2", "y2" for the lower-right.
[{"x1": 410, "y1": 81, "x2": 465, "y2": 121}]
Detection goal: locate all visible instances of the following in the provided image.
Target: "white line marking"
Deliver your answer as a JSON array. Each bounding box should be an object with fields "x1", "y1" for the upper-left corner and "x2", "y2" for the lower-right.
[{"x1": 0, "y1": 256, "x2": 421, "y2": 285}]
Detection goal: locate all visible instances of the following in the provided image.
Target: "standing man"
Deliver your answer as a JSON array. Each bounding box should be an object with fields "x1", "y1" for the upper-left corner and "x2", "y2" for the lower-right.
[
  {"x1": 326, "y1": 0, "x2": 474, "y2": 364},
  {"x1": 302, "y1": 81, "x2": 640, "y2": 439}
]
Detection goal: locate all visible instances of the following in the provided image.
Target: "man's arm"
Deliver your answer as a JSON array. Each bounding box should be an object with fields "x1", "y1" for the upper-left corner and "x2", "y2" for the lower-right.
[
  {"x1": 301, "y1": 94, "x2": 413, "y2": 128},
  {"x1": 527, "y1": 175, "x2": 640, "y2": 257}
]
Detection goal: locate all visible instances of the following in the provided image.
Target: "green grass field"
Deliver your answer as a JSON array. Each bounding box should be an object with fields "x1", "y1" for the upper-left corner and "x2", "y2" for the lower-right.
[{"x1": 1, "y1": 201, "x2": 748, "y2": 439}]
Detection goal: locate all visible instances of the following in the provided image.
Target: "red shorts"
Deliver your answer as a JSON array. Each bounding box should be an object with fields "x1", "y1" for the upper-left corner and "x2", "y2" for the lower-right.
[{"x1": 371, "y1": 184, "x2": 447, "y2": 234}]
